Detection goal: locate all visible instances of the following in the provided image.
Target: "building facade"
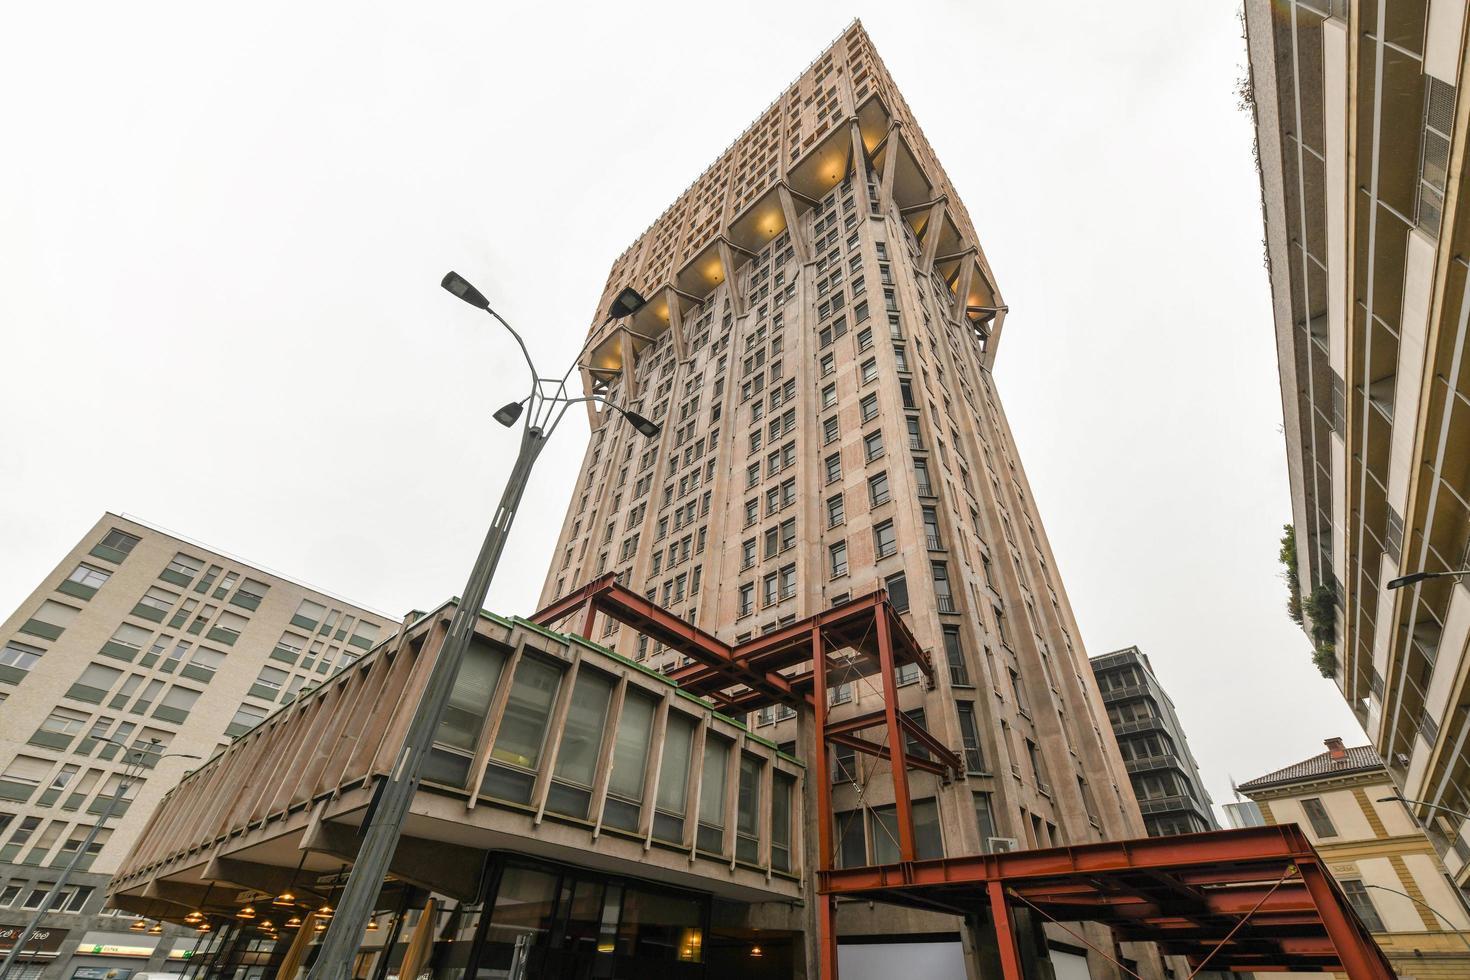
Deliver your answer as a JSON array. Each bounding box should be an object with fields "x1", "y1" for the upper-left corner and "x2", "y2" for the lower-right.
[
  {"x1": 1222, "y1": 800, "x2": 1266, "y2": 830},
  {"x1": 535, "y1": 17, "x2": 1148, "y2": 975},
  {"x1": 1089, "y1": 647, "x2": 1218, "y2": 837},
  {"x1": 0, "y1": 514, "x2": 390, "y2": 980},
  {"x1": 1238, "y1": 738, "x2": 1470, "y2": 979},
  {"x1": 1244, "y1": 0, "x2": 1470, "y2": 890}
]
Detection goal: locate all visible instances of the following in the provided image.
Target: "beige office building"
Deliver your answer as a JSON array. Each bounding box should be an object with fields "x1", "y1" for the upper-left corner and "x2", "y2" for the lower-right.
[
  {"x1": 0, "y1": 514, "x2": 390, "y2": 979},
  {"x1": 1244, "y1": 0, "x2": 1470, "y2": 893},
  {"x1": 1239, "y1": 738, "x2": 1470, "y2": 978},
  {"x1": 536, "y1": 16, "x2": 1146, "y2": 967}
]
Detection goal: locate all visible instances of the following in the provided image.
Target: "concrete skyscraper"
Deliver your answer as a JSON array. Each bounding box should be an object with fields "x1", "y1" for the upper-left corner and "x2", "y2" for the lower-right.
[
  {"x1": 1245, "y1": 0, "x2": 1470, "y2": 895},
  {"x1": 537, "y1": 14, "x2": 1145, "y2": 942}
]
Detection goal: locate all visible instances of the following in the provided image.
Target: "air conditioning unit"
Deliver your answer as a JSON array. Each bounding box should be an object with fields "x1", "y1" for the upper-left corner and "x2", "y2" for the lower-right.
[{"x1": 988, "y1": 837, "x2": 1019, "y2": 853}]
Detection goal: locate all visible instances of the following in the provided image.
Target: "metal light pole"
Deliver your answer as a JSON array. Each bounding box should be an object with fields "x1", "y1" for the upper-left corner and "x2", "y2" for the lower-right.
[
  {"x1": 0, "y1": 740, "x2": 200, "y2": 980},
  {"x1": 1386, "y1": 569, "x2": 1470, "y2": 590},
  {"x1": 1361, "y1": 884, "x2": 1470, "y2": 953},
  {"x1": 305, "y1": 272, "x2": 658, "y2": 980}
]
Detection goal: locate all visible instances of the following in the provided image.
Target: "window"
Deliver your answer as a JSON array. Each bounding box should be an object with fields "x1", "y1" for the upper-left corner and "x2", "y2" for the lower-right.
[
  {"x1": 825, "y1": 454, "x2": 842, "y2": 484},
  {"x1": 974, "y1": 793, "x2": 998, "y2": 851},
  {"x1": 93, "y1": 529, "x2": 141, "y2": 560},
  {"x1": 864, "y1": 430, "x2": 883, "y2": 462},
  {"x1": 860, "y1": 358, "x2": 878, "y2": 384},
  {"x1": 885, "y1": 572, "x2": 908, "y2": 611},
  {"x1": 874, "y1": 520, "x2": 897, "y2": 559},
  {"x1": 821, "y1": 352, "x2": 835, "y2": 376},
  {"x1": 64, "y1": 563, "x2": 111, "y2": 594},
  {"x1": 1, "y1": 640, "x2": 44, "y2": 675},
  {"x1": 546, "y1": 668, "x2": 614, "y2": 818},
  {"x1": 107, "y1": 622, "x2": 152, "y2": 651},
  {"x1": 164, "y1": 553, "x2": 203, "y2": 581},
  {"x1": 821, "y1": 383, "x2": 837, "y2": 408},
  {"x1": 771, "y1": 772, "x2": 795, "y2": 871},
  {"x1": 136, "y1": 587, "x2": 178, "y2": 615},
  {"x1": 484, "y1": 656, "x2": 564, "y2": 803},
  {"x1": 1339, "y1": 880, "x2": 1386, "y2": 932},
  {"x1": 1300, "y1": 797, "x2": 1337, "y2": 838},
  {"x1": 654, "y1": 712, "x2": 696, "y2": 841},
  {"x1": 741, "y1": 538, "x2": 757, "y2": 570},
  {"x1": 23, "y1": 600, "x2": 80, "y2": 638},
  {"x1": 228, "y1": 703, "x2": 267, "y2": 735},
  {"x1": 829, "y1": 542, "x2": 848, "y2": 577},
  {"x1": 859, "y1": 393, "x2": 878, "y2": 422},
  {"x1": 293, "y1": 599, "x2": 326, "y2": 628},
  {"x1": 603, "y1": 691, "x2": 657, "y2": 831},
  {"x1": 697, "y1": 736, "x2": 731, "y2": 852},
  {"x1": 957, "y1": 703, "x2": 985, "y2": 773},
  {"x1": 823, "y1": 416, "x2": 840, "y2": 444},
  {"x1": 779, "y1": 564, "x2": 796, "y2": 600},
  {"x1": 252, "y1": 665, "x2": 288, "y2": 693},
  {"x1": 871, "y1": 798, "x2": 943, "y2": 862},
  {"x1": 736, "y1": 755, "x2": 762, "y2": 863},
  {"x1": 738, "y1": 583, "x2": 754, "y2": 616},
  {"x1": 944, "y1": 628, "x2": 969, "y2": 685},
  {"x1": 933, "y1": 562, "x2": 955, "y2": 613},
  {"x1": 868, "y1": 472, "x2": 890, "y2": 506},
  {"x1": 826, "y1": 494, "x2": 845, "y2": 527}
]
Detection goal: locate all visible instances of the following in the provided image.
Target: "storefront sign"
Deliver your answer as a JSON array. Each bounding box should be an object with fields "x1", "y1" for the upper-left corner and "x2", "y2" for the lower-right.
[
  {"x1": 0, "y1": 924, "x2": 70, "y2": 957},
  {"x1": 75, "y1": 942, "x2": 156, "y2": 958},
  {"x1": 72, "y1": 967, "x2": 134, "y2": 980}
]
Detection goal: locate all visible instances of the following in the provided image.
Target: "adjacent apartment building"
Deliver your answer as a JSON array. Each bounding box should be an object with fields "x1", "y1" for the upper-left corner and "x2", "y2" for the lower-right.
[
  {"x1": 1244, "y1": 0, "x2": 1470, "y2": 889},
  {"x1": 1238, "y1": 738, "x2": 1470, "y2": 979},
  {"x1": 0, "y1": 514, "x2": 390, "y2": 980},
  {"x1": 535, "y1": 16, "x2": 1148, "y2": 973},
  {"x1": 1089, "y1": 647, "x2": 1218, "y2": 837}
]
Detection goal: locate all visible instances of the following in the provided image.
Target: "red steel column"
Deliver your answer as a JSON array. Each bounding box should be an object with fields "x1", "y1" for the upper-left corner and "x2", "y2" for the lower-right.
[
  {"x1": 1298, "y1": 862, "x2": 1394, "y2": 979},
  {"x1": 875, "y1": 608, "x2": 916, "y2": 861},
  {"x1": 987, "y1": 881, "x2": 1025, "y2": 980},
  {"x1": 580, "y1": 599, "x2": 597, "y2": 639},
  {"x1": 810, "y1": 627, "x2": 839, "y2": 980}
]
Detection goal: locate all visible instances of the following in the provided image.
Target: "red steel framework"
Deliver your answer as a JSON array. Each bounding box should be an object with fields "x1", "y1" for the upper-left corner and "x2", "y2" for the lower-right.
[{"x1": 532, "y1": 578, "x2": 1395, "y2": 978}]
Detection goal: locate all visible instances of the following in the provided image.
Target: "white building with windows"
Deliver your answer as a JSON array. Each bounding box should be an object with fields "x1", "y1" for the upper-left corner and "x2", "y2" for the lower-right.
[
  {"x1": 1238, "y1": 737, "x2": 1470, "y2": 979},
  {"x1": 0, "y1": 514, "x2": 391, "y2": 980}
]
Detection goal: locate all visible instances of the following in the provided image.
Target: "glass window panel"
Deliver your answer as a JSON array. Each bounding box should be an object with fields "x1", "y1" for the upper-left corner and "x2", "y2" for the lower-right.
[
  {"x1": 490, "y1": 656, "x2": 562, "y2": 769},
  {"x1": 553, "y1": 669, "x2": 615, "y2": 788},
  {"x1": 656, "y1": 713, "x2": 696, "y2": 818},
  {"x1": 436, "y1": 639, "x2": 508, "y2": 752},
  {"x1": 698, "y1": 737, "x2": 730, "y2": 828},
  {"x1": 607, "y1": 691, "x2": 657, "y2": 804}
]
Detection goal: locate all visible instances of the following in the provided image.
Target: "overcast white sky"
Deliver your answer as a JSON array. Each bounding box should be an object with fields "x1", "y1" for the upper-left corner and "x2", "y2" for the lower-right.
[{"x1": 0, "y1": 1, "x2": 1360, "y2": 819}]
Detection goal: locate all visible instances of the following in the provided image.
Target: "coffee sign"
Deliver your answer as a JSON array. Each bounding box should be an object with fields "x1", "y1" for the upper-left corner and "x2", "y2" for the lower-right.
[{"x1": 0, "y1": 924, "x2": 71, "y2": 956}]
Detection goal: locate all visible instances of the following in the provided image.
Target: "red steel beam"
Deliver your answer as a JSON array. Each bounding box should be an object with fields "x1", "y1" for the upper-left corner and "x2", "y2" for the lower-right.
[
  {"x1": 827, "y1": 731, "x2": 952, "y2": 779},
  {"x1": 896, "y1": 711, "x2": 963, "y2": 775},
  {"x1": 874, "y1": 607, "x2": 915, "y2": 862}
]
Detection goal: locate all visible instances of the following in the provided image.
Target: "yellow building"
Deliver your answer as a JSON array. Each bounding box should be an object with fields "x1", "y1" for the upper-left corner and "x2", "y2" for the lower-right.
[{"x1": 1239, "y1": 738, "x2": 1470, "y2": 979}]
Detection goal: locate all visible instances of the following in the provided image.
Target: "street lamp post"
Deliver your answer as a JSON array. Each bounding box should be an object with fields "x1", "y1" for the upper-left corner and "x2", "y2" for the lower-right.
[
  {"x1": 0, "y1": 740, "x2": 201, "y2": 980},
  {"x1": 304, "y1": 272, "x2": 658, "y2": 980},
  {"x1": 1376, "y1": 792, "x2": 1470, "y2": 822},
  {"x1": 1360, "y1": 884, "x2": 1470, "y2": 953},
  {"x1": 1386, "y1": 569, "x2": 1470, "y2": 590}
]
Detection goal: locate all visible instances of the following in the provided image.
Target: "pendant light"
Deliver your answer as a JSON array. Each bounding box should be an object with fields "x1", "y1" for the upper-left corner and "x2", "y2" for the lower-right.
[{"x1": 275, "y1": 850, "x2": 307, "y2": 906}]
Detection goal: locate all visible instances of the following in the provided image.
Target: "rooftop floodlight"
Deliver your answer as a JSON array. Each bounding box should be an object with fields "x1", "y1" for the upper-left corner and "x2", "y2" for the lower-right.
[
  {"x1": 608, "y1": 287, "x2": 648, "y2": 320},
  {"x1": 622, "y1": 410, "x2": 661, "y2": 439},
  {"x1": 441, "y1": 271, "x2": 490, "y2": 310},
  {"x1": 492, "y1": 401, "x2": 524, "y2": 427}
]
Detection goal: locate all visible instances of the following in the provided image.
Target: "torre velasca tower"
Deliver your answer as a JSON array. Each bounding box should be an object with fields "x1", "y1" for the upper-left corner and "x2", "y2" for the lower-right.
[{"x1": 538, "y1": 18, "x2": 1149, "y2": 974}]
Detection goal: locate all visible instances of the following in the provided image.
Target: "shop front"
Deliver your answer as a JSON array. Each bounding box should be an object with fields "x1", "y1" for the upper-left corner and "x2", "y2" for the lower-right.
[{"x1": 0, "y1": 924, "x2": 71, "y2": 980}]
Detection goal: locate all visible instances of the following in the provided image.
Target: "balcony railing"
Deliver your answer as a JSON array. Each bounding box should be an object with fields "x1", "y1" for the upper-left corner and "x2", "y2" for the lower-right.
[
  {"x1": 936, "y1": 595, "x2": 956, "y2": 614},
  {"x1": 925, "y1": 533, "x2": 942, "y2": 550}
]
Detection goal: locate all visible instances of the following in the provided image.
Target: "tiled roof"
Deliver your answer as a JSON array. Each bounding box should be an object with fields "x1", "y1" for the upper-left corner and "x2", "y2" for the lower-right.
[{"x1": 1237, "y1": 745, "x2": 1384, "y2": 791}]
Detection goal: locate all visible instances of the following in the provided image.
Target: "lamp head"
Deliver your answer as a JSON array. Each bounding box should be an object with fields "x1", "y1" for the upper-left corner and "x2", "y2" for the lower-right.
[
  {"x1": 608, "y1": 287, "x2": 648, "y2": 320},
  {"x1": 1387, "y1": 571, "x2": 1437, "y2": 589},
  {"x1": 492, "y1": 401, "x2": 524, "y2": 427},
  {"x1": 441, "y1": 271, "x2": 490, "y2": 310},
  {"x1": 622, "y1": 410, "x2": 661, "y2": 439}
]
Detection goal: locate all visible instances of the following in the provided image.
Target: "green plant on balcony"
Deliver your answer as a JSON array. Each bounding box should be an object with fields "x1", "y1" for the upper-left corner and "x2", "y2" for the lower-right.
[
  {"x1": 1279, "y1": 524, "x2": 1303, "y2": 625},
  {"x1": 1306, "y1": 582, "x2": 1337, "y2": 677}
]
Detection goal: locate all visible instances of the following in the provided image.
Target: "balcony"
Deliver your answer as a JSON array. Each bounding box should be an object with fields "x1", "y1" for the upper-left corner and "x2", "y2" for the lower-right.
[
  {"x1": 925, "y1": 533, "x2": 942, "y2": 551},
  {"x1": 936, "y1": 595, "x2": 957, "y2": 614},
  {"x1": 1124, "y1": 755, "x2": 1185, "y2": 775}
]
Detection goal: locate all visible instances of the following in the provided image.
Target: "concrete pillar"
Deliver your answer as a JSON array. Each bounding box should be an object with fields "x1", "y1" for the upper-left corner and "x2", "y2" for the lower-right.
[{"x1": 795, "y1": 702, "x2": 823, "y2": 980}]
